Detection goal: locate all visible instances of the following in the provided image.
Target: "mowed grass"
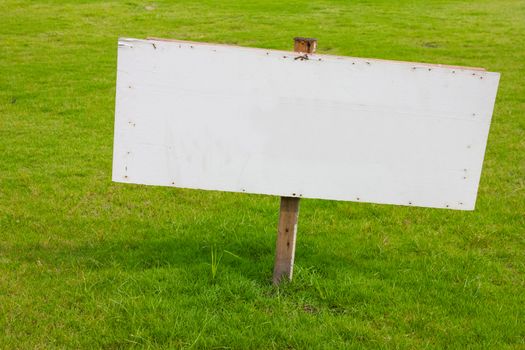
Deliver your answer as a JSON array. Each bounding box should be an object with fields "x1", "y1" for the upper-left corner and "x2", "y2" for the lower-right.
[{"x1": 1, "y1": 0, "x2": 524, "y2": 348}]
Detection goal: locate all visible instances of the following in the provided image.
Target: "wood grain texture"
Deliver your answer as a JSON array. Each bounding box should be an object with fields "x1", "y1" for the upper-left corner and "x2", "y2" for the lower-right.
[
  {"x1": 273, "y1": 196, "x2": 300, "y2": 284},
  {"x1": 293, "y1": 37, "x2": 317, "y2": 53}
]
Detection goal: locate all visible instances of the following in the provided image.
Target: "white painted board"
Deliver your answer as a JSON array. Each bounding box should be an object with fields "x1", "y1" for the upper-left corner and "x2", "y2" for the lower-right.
[{"x1": 113, "y1": 38, "x2": 500, "y2": 210}]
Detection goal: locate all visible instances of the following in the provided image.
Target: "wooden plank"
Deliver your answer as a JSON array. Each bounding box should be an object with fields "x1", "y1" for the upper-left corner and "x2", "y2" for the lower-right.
[
  {"x1": 113, "y1": 37, "x2": 500, "y2": 210},
  {"x1": 272, "y1": 37, "x2": 317, "y2": 284},
  {"x1": 273, "y1": 196, "x2": 301, "y2": 284}
]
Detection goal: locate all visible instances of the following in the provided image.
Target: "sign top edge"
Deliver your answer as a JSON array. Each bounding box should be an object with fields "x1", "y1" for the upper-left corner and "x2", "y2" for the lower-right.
[{"x1": 118, "y1": 37, "x2": 497, "y2": 74}]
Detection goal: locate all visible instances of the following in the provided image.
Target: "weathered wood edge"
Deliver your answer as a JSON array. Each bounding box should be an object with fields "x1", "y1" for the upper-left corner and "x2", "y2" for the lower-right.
[{"x1": 140, "y1": 37, "x2": 487, "y2": 72}]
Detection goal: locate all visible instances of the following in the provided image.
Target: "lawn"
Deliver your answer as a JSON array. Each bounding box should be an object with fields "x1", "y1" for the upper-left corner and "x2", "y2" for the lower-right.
[{"x1": 1, "y1": 0, "x2": 524, "y2": 348}]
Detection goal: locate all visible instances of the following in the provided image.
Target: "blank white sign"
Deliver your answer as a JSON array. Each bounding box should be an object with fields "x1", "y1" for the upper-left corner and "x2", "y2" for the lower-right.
[{"x1": 113, "y1": 38, "x2": 499, "y2": 210}]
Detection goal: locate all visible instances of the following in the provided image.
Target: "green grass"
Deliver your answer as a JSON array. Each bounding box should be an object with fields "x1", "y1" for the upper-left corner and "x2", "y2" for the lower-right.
[{"x1": 1, "y1": 0, "x2": 524, "y2": 348}]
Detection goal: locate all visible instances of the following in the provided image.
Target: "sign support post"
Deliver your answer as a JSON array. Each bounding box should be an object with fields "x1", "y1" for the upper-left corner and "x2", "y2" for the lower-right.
[{"x1": 272, "y1": 37, "x2": 318, "y2": 285}]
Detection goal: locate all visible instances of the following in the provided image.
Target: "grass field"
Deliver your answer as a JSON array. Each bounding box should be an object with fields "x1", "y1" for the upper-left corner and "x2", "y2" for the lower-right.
[{"x1": 1, "y1": 0, "x2": 524, "y2": 348}]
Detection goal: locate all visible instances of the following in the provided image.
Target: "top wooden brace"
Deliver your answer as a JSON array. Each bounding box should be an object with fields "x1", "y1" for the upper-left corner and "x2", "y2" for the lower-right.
[{"x1": 294, "y1": 37, "x2": 317, "y2": 54}]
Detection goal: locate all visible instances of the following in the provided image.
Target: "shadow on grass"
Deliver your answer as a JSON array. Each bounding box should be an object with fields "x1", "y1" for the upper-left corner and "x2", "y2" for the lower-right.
[{"x1": 7, "y1": 226, "x2": 362, "y2": 287}]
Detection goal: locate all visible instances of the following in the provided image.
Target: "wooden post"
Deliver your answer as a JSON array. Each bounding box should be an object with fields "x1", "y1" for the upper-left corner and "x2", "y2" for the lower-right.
[
  {"x1": 272, "y1": 37, "x2": 317, "y2": 285},
  {"x1": 273, "y1": 197, "x2": 300, "y2": 284},
  {"x1": 293, "y1": 37, "x2": 318, "y2": 54}
]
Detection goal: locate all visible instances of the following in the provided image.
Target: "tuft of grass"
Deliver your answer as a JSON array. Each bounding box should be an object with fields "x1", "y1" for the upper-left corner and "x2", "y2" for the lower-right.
[
  {"x1": 209, "y1": 246, "x2": 241, "y2": 281},
  {"x1": 1, "y1": 0, "x2": 524, "y2": 348}
]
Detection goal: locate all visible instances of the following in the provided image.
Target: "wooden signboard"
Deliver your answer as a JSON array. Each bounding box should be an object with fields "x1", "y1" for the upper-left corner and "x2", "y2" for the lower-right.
[{"x1": 113, "y1": 37, "x2": 500, "y2": 283}]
